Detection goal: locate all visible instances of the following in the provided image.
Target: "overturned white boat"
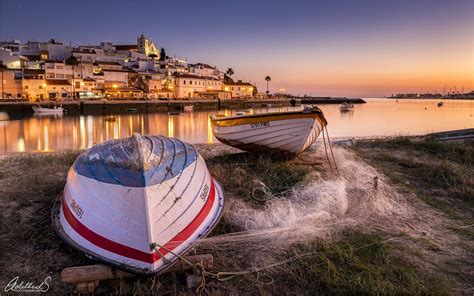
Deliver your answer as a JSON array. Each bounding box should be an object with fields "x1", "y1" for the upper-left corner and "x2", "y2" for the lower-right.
[
  {"x1": 52, "y1": 134, "x2": 224, "y2": 275},
  {"x1": 210, "y1": 106, "x2": 327, "y2": 155}
]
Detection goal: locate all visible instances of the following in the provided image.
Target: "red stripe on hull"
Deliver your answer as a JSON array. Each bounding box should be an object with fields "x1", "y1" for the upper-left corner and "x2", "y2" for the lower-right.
[{"x1": 62, "y1": 176, "x2": 217, "y2": 264}]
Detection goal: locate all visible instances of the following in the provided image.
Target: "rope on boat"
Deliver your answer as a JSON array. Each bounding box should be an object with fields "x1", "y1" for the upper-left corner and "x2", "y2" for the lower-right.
[
  {"x1": 321, "y1": 125, "x2": 339, "y2": 176},
  {"x1": 321, "y1": 126, "x2": 335, "y2": 175},
  {"x1": 324, "y1": 126, "x2": 340, "y2": 176}
]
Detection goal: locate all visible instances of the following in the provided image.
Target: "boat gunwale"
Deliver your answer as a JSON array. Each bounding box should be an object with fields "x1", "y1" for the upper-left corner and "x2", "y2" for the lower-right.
[
  {"x1": 210, "y1": 110, "x2": 327, "y2": 127},
  {"x1": 210, "y1": 109, "x2": 324, "y2": 121}
]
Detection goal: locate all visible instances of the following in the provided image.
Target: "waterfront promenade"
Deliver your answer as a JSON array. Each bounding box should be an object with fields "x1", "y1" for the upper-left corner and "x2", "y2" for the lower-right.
[{"x1": 0, "y1": 97, "x2": 366, "y2": 115}]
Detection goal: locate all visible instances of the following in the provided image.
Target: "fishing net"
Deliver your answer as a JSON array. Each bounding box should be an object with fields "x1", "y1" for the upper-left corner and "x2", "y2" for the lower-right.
[{"x1": 196, "y1": 145, "x2": 413, "y2": 273}]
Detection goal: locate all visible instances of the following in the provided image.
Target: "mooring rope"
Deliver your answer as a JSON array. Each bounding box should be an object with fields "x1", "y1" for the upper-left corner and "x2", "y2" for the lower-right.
[
  {"x1": 321, "y1": 126, "x2": 335, "y2": 175},
  {"x1": 324, "y1": 126, "x2": 340, "y2": 176}
]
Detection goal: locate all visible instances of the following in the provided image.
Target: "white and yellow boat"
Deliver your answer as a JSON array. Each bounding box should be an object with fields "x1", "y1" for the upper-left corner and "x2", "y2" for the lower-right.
[{"x1": 210, "y1": 107, "x2": 327, "y2": 155}]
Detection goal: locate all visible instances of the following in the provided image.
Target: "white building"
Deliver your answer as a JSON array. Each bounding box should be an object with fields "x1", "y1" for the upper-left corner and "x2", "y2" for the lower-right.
[
  {"x1": 190, "y1": 63, "x2": 224, "y2": 80},
  {"x1": 174, "y1": 73, "x2": 223, "y2": 98},
  {"x1": 0, "y1": 47, "x2": 23, "y2": 69},
  {"x1": 44, "y1": 61, "x2": 73, "y2": 80},
  {"x1": 158, "y1": 57, "x2": 189, "y2": 77},
  {"x1": 21, "y1": 40, "x2": 72, "y2": 61}
]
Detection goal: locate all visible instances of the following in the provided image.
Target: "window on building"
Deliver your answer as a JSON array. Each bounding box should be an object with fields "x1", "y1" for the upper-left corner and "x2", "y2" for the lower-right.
[
  {"x1": 56, "y1": 65, "x2": 63, "y2": 69},
  {"x1": 238, "y1": 87, "x2": 241, "y2": 91},
  {"x1": 183, "y1": 80, "x2": 186, "y2": 85}
]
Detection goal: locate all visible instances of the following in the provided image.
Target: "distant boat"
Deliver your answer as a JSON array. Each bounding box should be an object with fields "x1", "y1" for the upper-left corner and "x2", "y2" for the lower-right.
[
  {"x1": 210, "y1": 106, "x2": 327, "y2": 155},
  {"x1": 127, "y1": 108, "x2": 138, "y2": 112},
  {"x1": 168, "y1": 111, "x2": 181, "y2": 115},
  {"x1": 183, "y1": 105, "x2": 194, "y2": 111},
  {"x1": 52, "y1": 134, "x2": 224, "y2": 276},
  {"x1": 339, "y1": 102, "x2": 354, "y2": 112},
  {"x1": 33, "y1": 105, "x2": 65, "y2": 114},
  {"x1": 437, "y1": 102, "x2": 444, "y2": 107}
]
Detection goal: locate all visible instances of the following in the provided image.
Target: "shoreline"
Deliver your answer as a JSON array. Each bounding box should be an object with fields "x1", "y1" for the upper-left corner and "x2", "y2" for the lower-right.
[
  {"x1": 0, "y1": 97, "x2": 366, "y2": 115},
  {"x1": 2, "y1": 128, "x2": 473, "y2": 155}
]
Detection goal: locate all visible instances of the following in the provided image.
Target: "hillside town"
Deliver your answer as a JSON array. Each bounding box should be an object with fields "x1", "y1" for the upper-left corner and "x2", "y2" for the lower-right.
[{"x1": 0, "y1": 34, "x2": 259, "y2": 101}]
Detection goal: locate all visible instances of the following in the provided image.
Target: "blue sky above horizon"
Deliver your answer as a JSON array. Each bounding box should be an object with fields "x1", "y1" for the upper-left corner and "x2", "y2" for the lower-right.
[{"x1": 1, "y1": 0, "x2": 473, "y2": 97}]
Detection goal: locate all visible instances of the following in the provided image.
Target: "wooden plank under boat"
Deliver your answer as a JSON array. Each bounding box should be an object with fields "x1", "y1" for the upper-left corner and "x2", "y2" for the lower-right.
[
  {"x1": 52, "y1": 134, "x2": 224, "y2": 276},
  {"x1": 210, "y1": 106, "x2": 327, "y2": 155}
]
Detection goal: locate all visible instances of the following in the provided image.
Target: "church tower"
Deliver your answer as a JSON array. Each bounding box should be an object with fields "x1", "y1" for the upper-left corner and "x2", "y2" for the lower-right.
[
  {"x1": 137, "y1": 33, "x2": 158, "y2": 56},
  {"x1": 137, "y1": 33, "x2": 148, "y2": 55}
]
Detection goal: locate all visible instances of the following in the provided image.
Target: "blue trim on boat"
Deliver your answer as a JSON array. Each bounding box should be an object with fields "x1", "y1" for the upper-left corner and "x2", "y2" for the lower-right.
[{"x1": 73, "y1": 135, "x2": 198, "y2": 187}]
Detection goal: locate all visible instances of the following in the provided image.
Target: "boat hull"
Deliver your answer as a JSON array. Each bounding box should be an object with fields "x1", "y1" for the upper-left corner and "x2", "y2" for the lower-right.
[
  {"x1": 210, "y1": 109, "x2": 327, "y2": 155},
  {"x1": 52, "y1": 134, "x2": 224, "y2": 276},
  {"x1": 33, "y1": 107, "x2": 64, "y2": 114}
]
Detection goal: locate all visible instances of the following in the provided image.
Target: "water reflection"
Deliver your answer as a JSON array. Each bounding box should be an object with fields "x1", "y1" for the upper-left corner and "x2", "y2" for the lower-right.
[{"x1": 1, "y1": 99, "x2": 473, "y2": 152}]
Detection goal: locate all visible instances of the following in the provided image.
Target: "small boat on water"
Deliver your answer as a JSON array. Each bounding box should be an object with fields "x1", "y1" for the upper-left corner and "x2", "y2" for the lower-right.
[
  {"x1": 168, "y1": 111, "x2": 181, "y2": 115},
  {"x1": 438, "y1": 102, "x2": 444, "y2": 107},
  {"x1": 127, "y1": 108, "x2": 138, "y2": 112},
  {"x1": 52, "y1": 134, "x2": 224, "y2": 275},
  {"x1": 33, "y1": 105, "x2": 64, "y2": 114},
  {"x1": 339, "y1": 102, "x2": 354, "y2": 112},
  {"x1": 210, "y1": 106, "x2": 327, "y2": 155},
  {"x1": 183, "y1": 105, "x2": 194, "y2": 111}
]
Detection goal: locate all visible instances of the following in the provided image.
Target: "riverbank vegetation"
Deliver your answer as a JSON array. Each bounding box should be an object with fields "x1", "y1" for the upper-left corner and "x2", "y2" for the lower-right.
[{"x1": 0, "y1": 139, "x2": 471, "y2": 294}]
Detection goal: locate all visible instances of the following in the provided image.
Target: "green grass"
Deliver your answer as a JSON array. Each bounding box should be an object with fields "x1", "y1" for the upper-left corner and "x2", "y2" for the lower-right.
[
  {"x1": 238, "y1": 233, "x2": 451, "y2": 295},
  {"x1": 354, "y1": 138, "x2": 474, "y2": 204}
]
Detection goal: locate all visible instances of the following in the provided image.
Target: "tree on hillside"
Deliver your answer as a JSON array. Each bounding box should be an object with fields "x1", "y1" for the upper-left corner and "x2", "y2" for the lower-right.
[
  {"x1": 265, "y1": 76, "x2": 272, "y2": 95},
  {"x1": 65, "y1": 56, "x2": 79, "y2": 99},
  {"x1": 226, "y1": 68, "x2": 234, "y2": 77},
  {"x1": 159, "y1": 48, "x2": 166, "y2": 61}
]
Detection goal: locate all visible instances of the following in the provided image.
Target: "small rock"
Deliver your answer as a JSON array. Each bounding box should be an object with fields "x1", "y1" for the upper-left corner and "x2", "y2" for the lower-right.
[{"x1": 186, "y1": 275, "x2": 202, "y2": 289}]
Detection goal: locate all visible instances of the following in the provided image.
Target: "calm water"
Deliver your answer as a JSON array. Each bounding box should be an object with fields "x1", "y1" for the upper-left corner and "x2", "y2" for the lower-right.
[{"x1": 1, "y1": 98, "x2": 473, "y2": 152}]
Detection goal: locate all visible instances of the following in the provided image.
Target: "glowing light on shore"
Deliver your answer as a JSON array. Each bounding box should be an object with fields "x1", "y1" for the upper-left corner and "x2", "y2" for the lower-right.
[
  {"x1": 207, "y1": 116, "x2": 213, "y2": 143},
  {"x1": 43, "y1": 125, "x2": 49, "y2": 151},
  {"x1": 17, "y1": 138, "x2": 25, "y2": 152},
  {"x1": 168, "y1": 116, "x2": 174, "y2": 138},
  {"x1": 87, "y1": 115, "x2": 93, "y2": 148},
  {"x1": 79, "y1": 116, "x2": 85, "y2": 149}
]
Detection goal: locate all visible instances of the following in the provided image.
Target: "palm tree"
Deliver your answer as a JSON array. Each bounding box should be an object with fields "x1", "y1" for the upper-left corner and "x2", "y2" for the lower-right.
[
  {"x1": 226, "y1": 68, "x2": 234, "y2": 77},
  {"x1": 265, "y1": 76, "x2": 272, "y2": 96},
  {"x1": 65, "y1": 56, "x2": 79, "y2": 99},
  {"x1": 0, "y1": 60, "x2": 7, "y2": 100}
]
